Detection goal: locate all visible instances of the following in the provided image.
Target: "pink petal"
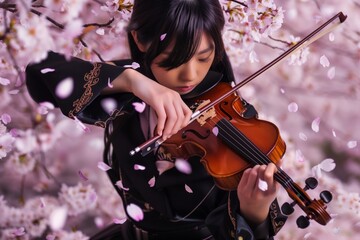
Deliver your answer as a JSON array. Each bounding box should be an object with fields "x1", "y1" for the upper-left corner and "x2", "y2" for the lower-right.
[
  {"x1": 299, "y1": 132, "x2": 307, "y2": 141},
  {"x1": 41, "y1": 68, "x2": 55, "y2": 74},
  {"x1": 101, "y1": 98, "x2": 117, "y2": 114},
  {"x1": 124, "y1": 62, "x2": 140, "y2": 69},
  {"x1": 0, "y1": 76, "x2": 10, "y2": 85},
  {"x1": 94, "y1": 217, "x2": 105, "y2": 228},
  {"x1": 74, "y1": 116, "x2": 91, "y2": 133},
  {"x1": 327, "y1": 67, "x2": 336, "y2": 79},
  {"x1": 97, "y1": 162, "x2": 112, "y2": 171},
  {"x1": 78, "y1": 170, "x2": 89, "y2": 181},
  {"x1": 212, "y1": 127, "x2": 219, "y2": 136},
  {"x1": 295, "y1": 149, "x2": 305, "y2": 162},
  {"x1": 319, "y1": 158, "x2": 336, "y2": 172},
  {"x1": 46, "y1": 235, "x2": 56, "y2": 240},
  {"x1": 8, "y1": 89, "x2": 20, "y2": 95},
  {"x1": 49, "y1": 206, "x2": 68, "y2": 231},
  {"x1": 55, "y1": 77, "x2": 74, "y2": 99},
  {"x1": 1, "y1": 113, "x2": 11, "y2": 124},
  {"x1": 132, "y1": 102, "x2": 146, "y2": 113},
  {"x1": 258, "y1": 179, "x2": 268, "y2": 191},
  {"x1": 280, "y1": 88, "x2": 285, "y2": 94},
  {"x1": 287, "y1": 102, "x2": 298, "y2": 112},
  {"x1": 175, "y1": 158, "x2": 192, "y2": 174},
  {"x1": 320, "y1": 55, "x2": 330, "y2": 67},
  {"x1": 160, "y1": 33, "x2": 167, "y2": 41},
  {"x1": 347, "y1": 141, "x2": 357, "y2": 149},
  {"x1": 148, "y1": 176, "x2": 156, "y2": 187},
  {"x1": 115, "y1": 180, "x2": 129, "y2": 191},
  {"x1": 134, "y1": 164, "x2": 146, "y2": 170},
  {"x1": 304, "y1": 232, "x2": 312, "y2": 239},
  {"x1": 126, "y1": 203, "x2": 144, "y2": 222},
  {"x1": 312, "y1": 165, "x2": 322, "y2": 178},
  {"x1": 185, "y1": 184, "x2": 193, "y2": 193},
  {"x1": 311, "y1": 117, "x2": 321, "y2": 133},
  {"x1": 107, "y1": 77, "x2": 113, "y2": 88},
  {"x1": 332, "y1": 129, "x2": 337, "y2": 137},
  {"x1": 113, "y1": 218, "x2": 127, "y2": 224},
  {"x1": 329, "y1": 33, "x2": 335, "y2": 41}
]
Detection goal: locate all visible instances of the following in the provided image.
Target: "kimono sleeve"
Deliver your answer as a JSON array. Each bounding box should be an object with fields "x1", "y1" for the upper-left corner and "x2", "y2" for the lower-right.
[{"x1": 25, "y1": 51, "x2": 137, "y2": 128}]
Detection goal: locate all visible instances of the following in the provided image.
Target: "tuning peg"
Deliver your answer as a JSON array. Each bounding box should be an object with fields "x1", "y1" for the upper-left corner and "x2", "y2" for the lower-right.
[
  {"x1": 281, "y1": 202, "x2": 295, "y2": 215},
  {"x1": 304, "y1": 177, "x2": 318, "y2": 190},
  {"x1": 296, "y1": 215, "x2": 310, "y2": 229},
  {"x1": 320, "y1": 190, "x2": 333, "y2": 203}
]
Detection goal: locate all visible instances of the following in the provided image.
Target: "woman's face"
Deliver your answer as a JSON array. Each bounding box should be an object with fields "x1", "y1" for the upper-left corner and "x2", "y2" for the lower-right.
[{"x1": 150, "y1": 32, "x2": 215, "y2": 95}]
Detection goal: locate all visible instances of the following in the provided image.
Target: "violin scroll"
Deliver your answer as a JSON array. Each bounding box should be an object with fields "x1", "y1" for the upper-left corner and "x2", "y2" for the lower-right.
[{"x1": 281, "y1": 177, "x2": 333, "y2": 228}]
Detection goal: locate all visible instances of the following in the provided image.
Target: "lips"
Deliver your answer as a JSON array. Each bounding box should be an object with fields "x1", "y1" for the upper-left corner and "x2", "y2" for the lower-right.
[{"x1": 175, "y1": 85, "x2": 196, "y2": 93}]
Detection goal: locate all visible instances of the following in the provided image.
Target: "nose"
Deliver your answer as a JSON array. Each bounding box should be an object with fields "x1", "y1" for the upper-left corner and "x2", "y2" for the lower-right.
[{"x1": 179, "y1": 60, "x2": 198, "y2": 83}]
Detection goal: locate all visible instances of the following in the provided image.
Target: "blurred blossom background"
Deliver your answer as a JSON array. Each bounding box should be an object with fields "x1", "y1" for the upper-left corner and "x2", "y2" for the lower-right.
[{"x1": 0, "y1": 0, "x2": 359, "y2": 239}]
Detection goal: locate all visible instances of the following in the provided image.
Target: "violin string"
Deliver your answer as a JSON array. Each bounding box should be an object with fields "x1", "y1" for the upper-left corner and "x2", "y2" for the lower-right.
[{"x1": 204, "y1": 113, "x2": 303, "y2": 197}]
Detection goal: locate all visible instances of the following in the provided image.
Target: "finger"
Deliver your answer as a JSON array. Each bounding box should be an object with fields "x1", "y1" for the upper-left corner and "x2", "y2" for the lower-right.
[
  {"x1": 171, "y1": 100, "x2": 186, "y2": 135},
  {"x1": 155, "y1": 105, "x2": 166, "y2": 136},
  {"x1": 263, "y1": 163, "x2": 277, "y2": 188},
  {"x1": 181, "y1": 102, "x2": 193, "y2": 128},
  {"x1": 162, "y1": 102, "x2": 178, "y2": 138},
  {"x1": 244, "y1": 165, "x2": 261, "y2": 194}
]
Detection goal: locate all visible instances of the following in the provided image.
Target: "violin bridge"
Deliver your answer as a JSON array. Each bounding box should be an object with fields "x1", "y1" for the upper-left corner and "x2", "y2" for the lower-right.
[{"x1": 193, "y1": 99, "x2": 217, "y2": 126}]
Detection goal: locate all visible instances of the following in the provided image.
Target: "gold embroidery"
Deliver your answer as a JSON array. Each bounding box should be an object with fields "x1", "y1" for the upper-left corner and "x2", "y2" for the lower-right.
[
  {"x1": 68, "y1": 63, "x2": 101, "y2": 118},
  {"x1": 95, "y1": 109, "x2": 126, "y2": 128}
]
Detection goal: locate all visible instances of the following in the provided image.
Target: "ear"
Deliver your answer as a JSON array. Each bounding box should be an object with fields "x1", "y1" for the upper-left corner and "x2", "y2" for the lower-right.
[{"x1": 131, "y1": 30, "x2": 148, "y2": 53}]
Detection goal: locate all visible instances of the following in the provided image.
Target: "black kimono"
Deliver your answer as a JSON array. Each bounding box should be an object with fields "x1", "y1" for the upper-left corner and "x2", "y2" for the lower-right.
[{"x1": 25, "y1": 51, "x2": 287, "y2": 240}]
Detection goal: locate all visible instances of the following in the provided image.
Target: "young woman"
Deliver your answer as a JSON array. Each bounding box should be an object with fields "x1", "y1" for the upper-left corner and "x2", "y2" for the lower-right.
[{"x1": 26, "y1": 0, "x2": 287, "y2": 239}]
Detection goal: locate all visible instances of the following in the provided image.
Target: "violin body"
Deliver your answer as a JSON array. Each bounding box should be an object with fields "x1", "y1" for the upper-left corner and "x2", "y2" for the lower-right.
[{"x1": 158, "y1": 82, "x2": 286, "y2": 190}]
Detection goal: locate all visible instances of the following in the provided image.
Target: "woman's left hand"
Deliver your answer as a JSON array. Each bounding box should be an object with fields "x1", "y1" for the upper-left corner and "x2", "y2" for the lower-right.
[{"x1": 237, "y1": 163, "x2": 279, "y2": 225}]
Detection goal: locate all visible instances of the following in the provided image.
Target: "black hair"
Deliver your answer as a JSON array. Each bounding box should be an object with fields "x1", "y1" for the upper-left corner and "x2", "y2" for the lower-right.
[{"x1": 127, "y1": 0, "x2": 235, "y2": 83}]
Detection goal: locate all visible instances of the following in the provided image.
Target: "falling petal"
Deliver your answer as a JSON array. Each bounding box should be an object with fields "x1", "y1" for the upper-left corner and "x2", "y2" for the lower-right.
[
  {"x1": 1, "y1": 113, "x2": 11, "y2": 124},
  {"x1": 115, "y1": 180, "x2": 129, "y2": 191},
  {"x1": 94, "y1": 217, "x2": 104, "y2": 228},
  {"x1": 160, "y1": 33, "x2": 167, "y2": 41},
  {"x1": 312, "y1": 165, "x2": 322, "y2": 178},
  {"x1": 134, "y1": 164, "x2": 146, "y2": 170},
  {"x1": 78, "y1": 170, "x2": 89, "y2": 181},
  {"x1": 304, "y1": 232, "x2": 312, "y2": 239},
  {"x1": 327, "y1": 67, "x2": 336, "y2": 79},
  {"x1": 311, "y1": 117, "x2": 321, "y2": 133},
  {"x1": 347, "y1": 141, "x2": 357, "y2": 149},
  {"x1": 124, "y1": 62, "x2": 140, "y2": 69},
  {"x1": 0, "y1": 76, "x2": 10, "y2": 85},
  {"x1": 288, "y1": 102, "x2": 298, "y2": 112},
  {"x1": 185, "y1": 184, "x2": 193, "y2": 193},
  {"x1": 74, "y1": 116, "x2": 91, "y2": 133},
  {"x1": 96, "y1": 28, "x2": 105, "y2": 35},
  {"x1": 249, "y1": 50, "x2": 259, "y2": 63},
  {"x1": 8, "y1": 89, "x2": 20, "y2": 94},
  {"x1": 101, "y1": 98, "x2": 117, "y2": 114},
  {"x1": 319, "y1": 158, "x2": 336, "y2": 172},
  {"x1": 155, "y1": 160, "x2": 175, "y2": 175},
  {"x1": 332, "y1": 129, "x2": 337, "y2": 137},
  {"x1": 49, "y1": 206, "x2": 68, "y2": 231},
  {"x1": 258, "y1": 179, "x2": 268, "y2": 191},
  {"x1": 320, "y1": 55, "x2": 330, "y2": 67},
  {"x1": 108, "y1": 77, "x2": 114, "y2": 88},
  {"x1": 55, "y1": 77, "x2": 74, "y2": 99},
  {"x1": 126, "y1": 203, "x2": 144, "y2": 222},
  {"x1": 280, "y1": 88, "x2": 285, "y2": 94},
  {"x1": 148, "y1": 176, "x2": 156, "y2": 187},
  {"x1": 329, "y1": 33, "x2": 335, "y2": 41},
  {"x1": 212, "y1": 127, "x2": 219, "y2": 136},
  {"x1": 90, "y1": 192, "x2": 98, "y2": 203},
  {"x1": 113, "y1": 218, "x2": 127, "y2": 224},
  {"x1": 175, "y1": 158, "x2": 192, "y2": 174},
  {"x1": 97, "y1": 162, "x2": 112, "y2": 171},
  {"x1": 299, "y1": 132, "x2": 308, "y2": 141},
  {"x1": 132, "y1": 102, "x2": 146, "y2": 113},
  {"x1": 41, "y1": 68, "x2": 55, "y2": 74},
  {"x1": 296, "y1": 149, "x2": 305, "y2": 162}
]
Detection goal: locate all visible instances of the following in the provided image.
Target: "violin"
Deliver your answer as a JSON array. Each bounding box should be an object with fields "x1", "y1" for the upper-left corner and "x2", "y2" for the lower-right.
[{"x1": 130, "y1": 12, "x2": 347, "y2": 228}]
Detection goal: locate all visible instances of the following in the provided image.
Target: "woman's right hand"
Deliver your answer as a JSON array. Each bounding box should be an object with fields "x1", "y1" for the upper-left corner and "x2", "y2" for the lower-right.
[{"x1": 112, "y1": 69, "x2": 193, "y2": 140}]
